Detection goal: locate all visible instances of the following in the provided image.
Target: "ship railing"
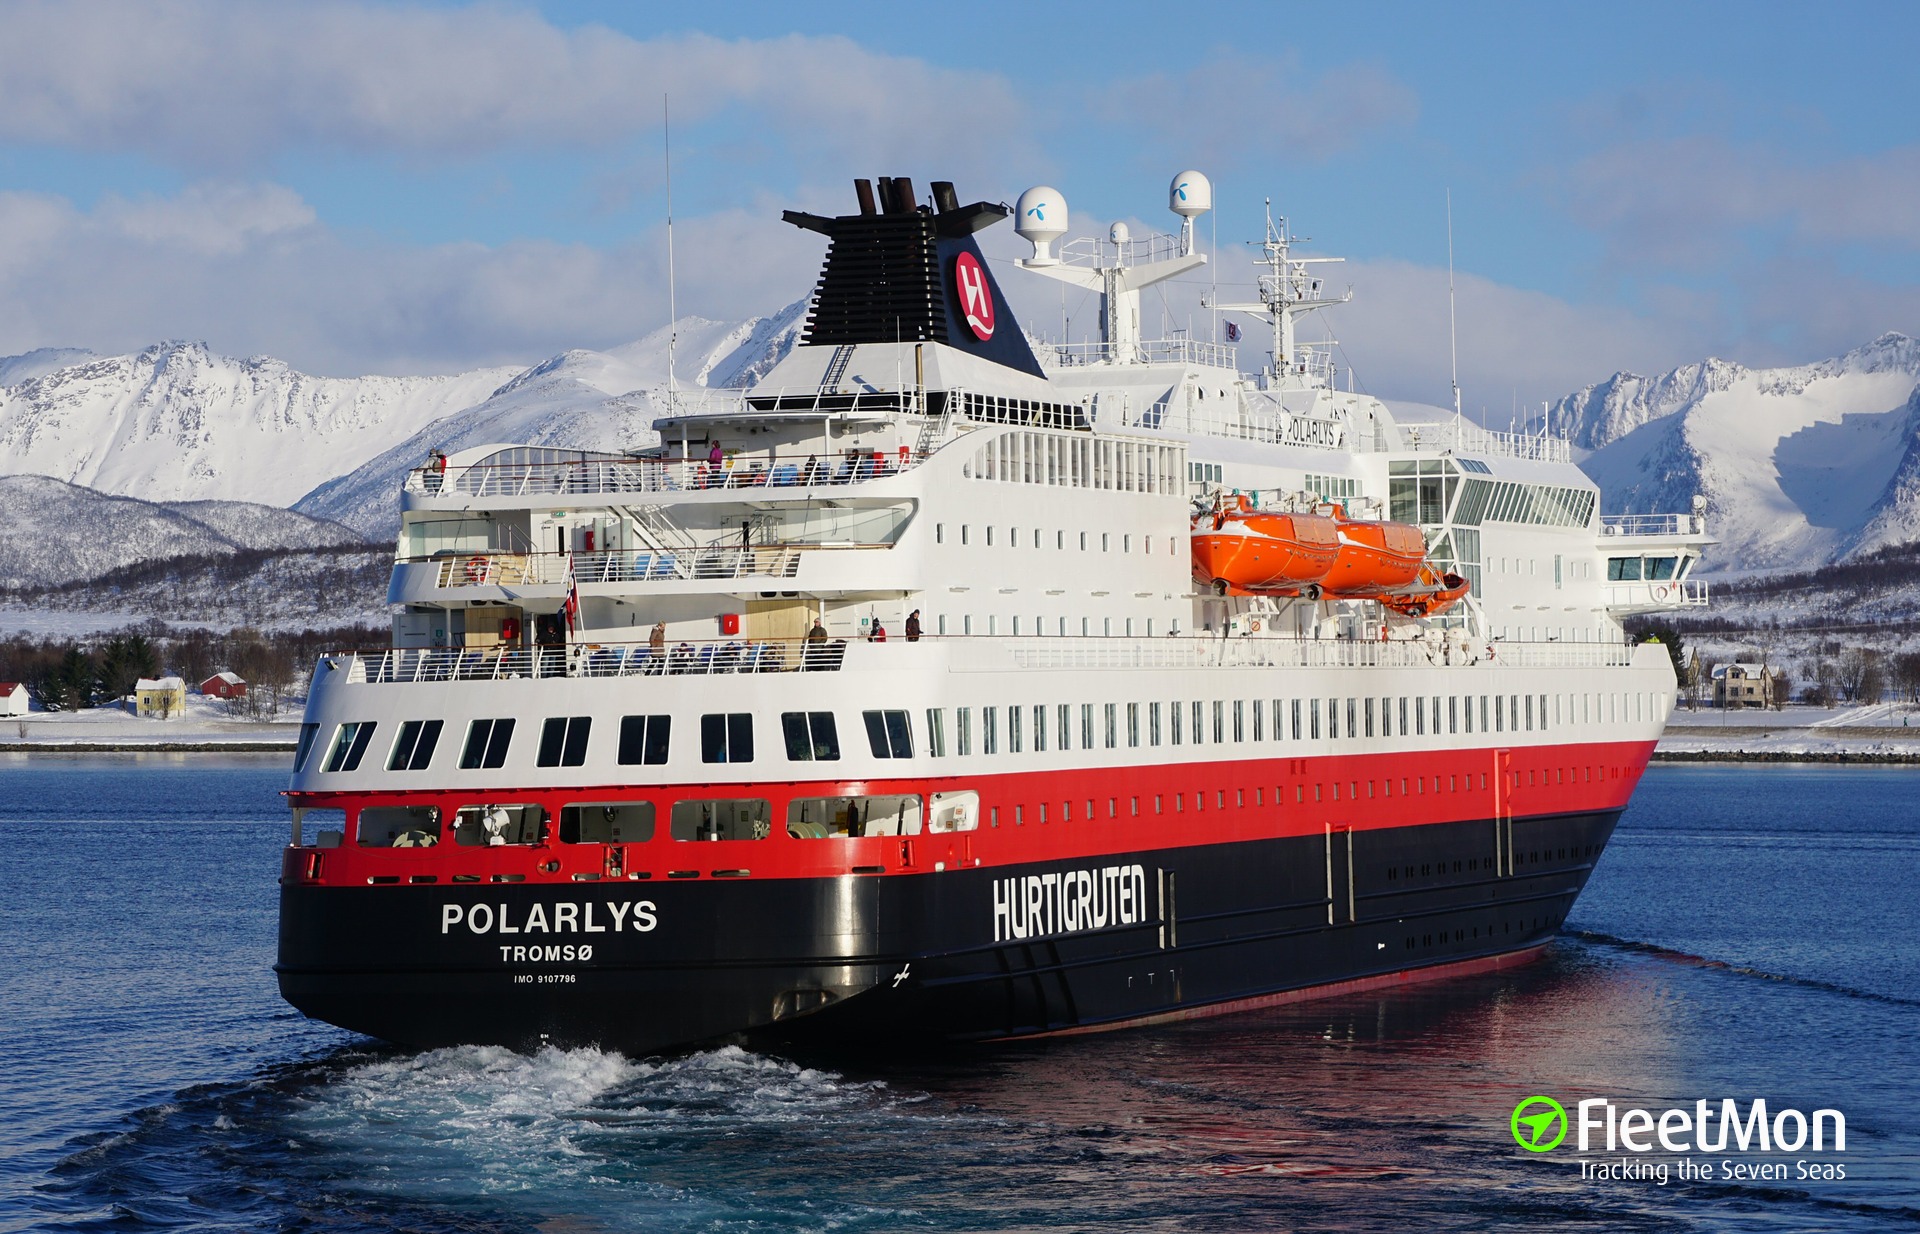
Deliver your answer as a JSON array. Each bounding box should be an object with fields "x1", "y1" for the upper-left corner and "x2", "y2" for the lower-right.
[
  {"x1": 988, "y1": 635, "x2": 1638, "y2": 672},
  {"x1": 414, "y1": 544, "x2": 874, "y2": 589},
  {"x1": 1411, "y1": 418, "x2": 1573, "y2": 464},
  {"x1": 341, "y1": 636, "x2": 852, "y2": 684},
  {"x1": 406, "y1": 446, "x2": 928, "y2": 500},
  {"x1": 1600, "y1": 513, "x2": 1708, "y2": 537},
  {"x1": 1602, "y1": 578, "x2": 1710, "y2": 609},
  {"x1": 1047, "y1": 338, "x2": 1239, "y2": 370},
  {"x1": 329, "y1": 632, "x2": 1641, "y2": 687}
]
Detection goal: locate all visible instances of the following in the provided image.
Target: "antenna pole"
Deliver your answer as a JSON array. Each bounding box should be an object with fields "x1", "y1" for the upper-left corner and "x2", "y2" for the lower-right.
[
  {"x1": 1447, "y1": 189, "x2": 1460, "y2": 421},
  {"x1": 664, "y1": 94, "x2": 677, "y2": 406}
]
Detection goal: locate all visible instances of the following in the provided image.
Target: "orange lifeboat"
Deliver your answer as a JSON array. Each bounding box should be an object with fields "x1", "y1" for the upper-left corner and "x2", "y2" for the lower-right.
[
  {"x1": 1190, "y1": 496, "x2": 1338, "y2": 595},
  {"x1": 1321, "y1": 513, "x2": 1473, "y2": 617},
  {"x1": 1320, "y1": 514, "x2": 1427, "y2": 596}
]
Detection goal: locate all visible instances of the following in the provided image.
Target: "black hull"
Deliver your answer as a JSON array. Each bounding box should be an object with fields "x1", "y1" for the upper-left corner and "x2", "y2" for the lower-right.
[{"x1": 277, "y1": 806, "x2": 1620, "y2": 1054}]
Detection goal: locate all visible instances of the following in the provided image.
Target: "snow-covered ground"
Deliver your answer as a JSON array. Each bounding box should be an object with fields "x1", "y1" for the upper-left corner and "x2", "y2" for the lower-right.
[
  {"x1": 3, "y1": 693, "x2": 301, "y2": 747},
  {"x1": 1658, "y1": 701, "x2": 1920, "y2": 757}
]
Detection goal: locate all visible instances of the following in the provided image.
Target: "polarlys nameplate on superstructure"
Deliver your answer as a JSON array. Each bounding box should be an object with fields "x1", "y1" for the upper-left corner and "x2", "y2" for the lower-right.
[{"x1": 993, "y1": 864, "x2": 1151, "y2": 942}]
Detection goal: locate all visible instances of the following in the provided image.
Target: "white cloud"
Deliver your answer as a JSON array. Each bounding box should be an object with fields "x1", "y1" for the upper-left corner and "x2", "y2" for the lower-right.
[
  {"x1": 0, "y1": 1, "x2": 1039, "y2": 184},
  {"x1": 0, "y1": 182, "x2": 819, "y2": 375}
]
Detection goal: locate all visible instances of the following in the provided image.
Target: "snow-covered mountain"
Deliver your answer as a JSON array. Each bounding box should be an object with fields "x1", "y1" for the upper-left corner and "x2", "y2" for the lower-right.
[
  {"x1": 1555, "y1": 334, "x2": 1920, "y2": 571},
  {"x1": 0, "y1": 342, "x2": 519, "y2": 508},
  {"x1": 294, "y1": 301, "x2": 807, "y2": 535},
  {"x1": 0, "y1": 300, "x2": 807, "y2": 541},
  {"x1": 0, "y1": 475, "x2": 365, "y2": 591}
]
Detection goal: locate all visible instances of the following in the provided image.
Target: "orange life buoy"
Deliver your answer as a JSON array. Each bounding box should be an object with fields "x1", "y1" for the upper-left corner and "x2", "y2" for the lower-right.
[
  {"x1": 463, "y1": 555, "x2": 488, "y2": 583},
  {"x1": 1248, "y1": 618, "x2": 1262, "y2": 633}
]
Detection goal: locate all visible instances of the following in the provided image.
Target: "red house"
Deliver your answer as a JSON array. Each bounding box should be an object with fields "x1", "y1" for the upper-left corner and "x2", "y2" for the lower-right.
[{"x1": 200, "y1": 671, "x2": 248, "y2": 700}]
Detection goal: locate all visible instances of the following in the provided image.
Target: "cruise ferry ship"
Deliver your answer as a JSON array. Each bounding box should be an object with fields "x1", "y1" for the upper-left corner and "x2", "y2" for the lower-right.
[{"x1": 276, "y1": 172, "x2": 1710, "y2": 1054}]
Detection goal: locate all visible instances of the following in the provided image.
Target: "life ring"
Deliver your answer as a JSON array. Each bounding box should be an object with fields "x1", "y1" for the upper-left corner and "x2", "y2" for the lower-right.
[
  {"x1": 1652, "y1": 582, "x2": 1675, "y2": 602},
  {"x1": 1248, "y1": 618, "x2": 1262, "y2": 633},
  {"x1": 463, "y1": 555, "x2": 489, "y2": 583}
]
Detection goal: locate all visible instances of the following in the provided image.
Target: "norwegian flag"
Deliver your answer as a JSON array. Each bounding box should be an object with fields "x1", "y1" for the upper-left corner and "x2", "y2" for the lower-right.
[
  {"x1": 1225, "y1": 320, "x2": 1241, "y2": 342},
  {"x1": 562, "y1": 556, "x2": 580, "y2": 634}
]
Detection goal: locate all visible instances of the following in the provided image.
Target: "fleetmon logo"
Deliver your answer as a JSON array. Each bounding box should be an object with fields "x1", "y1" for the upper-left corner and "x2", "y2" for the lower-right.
[
  {"x1": 952, "y1": 251, "x2": 995, "y2": 341},
  {"x1": 1511, "y1": 1096, "x2": 1568, "y2": 1152}
]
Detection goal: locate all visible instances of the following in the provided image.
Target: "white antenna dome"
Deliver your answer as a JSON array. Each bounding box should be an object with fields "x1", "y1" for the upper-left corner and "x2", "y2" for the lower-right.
[
  {"x1": 1014, "y1": 186, "x2": 1068, "y2": 265},
  {"x1": 1110, "y1": 221, "x2": 1130, "y2": 244},
  {"x1": 1169, "y1": 170, "x2": 1212, "y2": 218}
]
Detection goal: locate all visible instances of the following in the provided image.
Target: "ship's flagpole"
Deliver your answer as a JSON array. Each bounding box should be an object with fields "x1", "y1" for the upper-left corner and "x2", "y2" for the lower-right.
[
  {"x1": 664, "y1": 94, "x2": 678, "y2": 411},
  {"x1": 1447, "y1": 189, "x2": 1461, "y2": 423}
]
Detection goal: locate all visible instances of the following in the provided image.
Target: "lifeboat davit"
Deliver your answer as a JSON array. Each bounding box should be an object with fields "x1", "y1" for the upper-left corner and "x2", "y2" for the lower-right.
[{"x1": 1190, "y1": 497, "x2": 1338, "y2": 595}]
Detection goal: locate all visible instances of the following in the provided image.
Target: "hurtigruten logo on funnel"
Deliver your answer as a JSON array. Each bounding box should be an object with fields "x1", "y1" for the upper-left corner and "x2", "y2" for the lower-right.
[
  {"x1": 952, "y1": 251, "x2": 995, "y2": 340},
  {"x1": 1508, "y1": 1095, "x2": 1850, "y2": 1185}
]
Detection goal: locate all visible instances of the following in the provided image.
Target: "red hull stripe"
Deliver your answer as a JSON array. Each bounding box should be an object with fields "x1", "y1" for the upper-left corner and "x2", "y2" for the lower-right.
[
  {"x1": 289, "y1": 740, "x2": 1654, "y2": 887},
  {"x1": 1005, "y1": 943, "x2": 1553, "y2": 1041}
]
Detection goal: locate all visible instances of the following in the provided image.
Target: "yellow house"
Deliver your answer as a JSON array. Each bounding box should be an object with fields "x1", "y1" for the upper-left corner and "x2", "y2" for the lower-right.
[{"x1": 134, "y1": 676, "x2": 187, "y2": 719}]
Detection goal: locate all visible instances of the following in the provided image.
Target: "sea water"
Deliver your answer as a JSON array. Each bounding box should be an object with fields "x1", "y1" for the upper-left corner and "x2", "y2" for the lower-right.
[{"x1": 1, "y1": 753, "x2": 1915, "y2": 1232}]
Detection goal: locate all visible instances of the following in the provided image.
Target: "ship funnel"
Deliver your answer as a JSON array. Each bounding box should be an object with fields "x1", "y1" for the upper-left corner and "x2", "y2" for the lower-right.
[{"x1": 1014, "y1": 186, "x2": 1068, "y2": 265}]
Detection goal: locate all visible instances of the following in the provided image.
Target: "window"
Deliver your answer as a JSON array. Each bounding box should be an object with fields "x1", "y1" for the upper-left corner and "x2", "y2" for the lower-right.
[
  {"x1": 387, "y1": 719, "x2": 442, "y2": 771},
  {"x1": 789, "y1": 794, "x2": 924, "y2": 838},
  {"x1": 1171, "y1": 701, "x2": 1184, "y2": 744},
  {"x1": 927, "y1": 708, "x2": 947, "y2": 757},
  {"x1": 459, "y1": 718, "x2": 515, "y2": 770},
  {"x1": 957, "y1": 707, "x2": 973, "y2": 755},
  {"x1": 1310, "y1": 698, "x2": 1321, "y2": 740},
  {"x1": 782, "y1": 711, "x2": 841, "y2": 761},
  {"x1": 1034, "y1": 705, "x2": 1048, "y2": 752},
  {"x1": 1081, "y1": 703, "x2": 1095, "y2": 749},
  {"x1": 1104, "y1": 702, "x2": 1118, "y2": 748},
  {"x1": 1253, "y1": 699, "x2": 1263, "y2": 741},
  {"x1": 1291, "y1": 699, "x2": 1302, "y2": 740},
  {"x1": 864, "y1": 710, "x2": 913, "y2": 759},
  {"x1": 453, "y1": 803, "x2": 544, "y2": 845},
  {"x1": 294, "y1": 723, "x2": 321, "y2": 772},
  {"x1": 1058, "y1": 704, "x2": 1072, "y2": 750},
  {"x1": 537, "y1": 716, "x2": 592, "y2": 768},
  {"x1": 618, "y1": 715, "x2": 671, "y2": 765},
  {"x1": 670, "y1": 797, "x2": 770, "y2": 841},
  {"x1": 936, "y1": 523, "x2": 944, "y2": 544},
  {"x1": 984, "y1": 706, "x2": 998, "y2": 754},
  {"x1": 357, "y1": 805, "x2": 438, "y2": 847},
  {"x1": 700, "y1": 713, "x2": 754, "y2": 764},
  {"x1": 1127, "y1": 702, "x2": 1140, "y2": 747},
  {"x1": 1191, "y1": 700, "x2": 1205, "y2": 745},
  {"x1": 324, "y1": 721, "x2": 378, "y2": 773},
  {"x1": 1149, "y1": 701, "x2": 1162, "y2": 746},
  {"x1": 1008, "y1": 705, "x2": 1024, "y2": 753},
  {"x1": 560, "y1": 801, "x2": 655, "y2": 843},
  {"x1": 1233, "y1": 700, "x2": 1245, "y2": 742}
]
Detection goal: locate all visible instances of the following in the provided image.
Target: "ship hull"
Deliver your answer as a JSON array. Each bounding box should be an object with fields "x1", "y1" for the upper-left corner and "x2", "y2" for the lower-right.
[{"x1": 277, "y1": 803, "x2": 1619, "y2": 1054}]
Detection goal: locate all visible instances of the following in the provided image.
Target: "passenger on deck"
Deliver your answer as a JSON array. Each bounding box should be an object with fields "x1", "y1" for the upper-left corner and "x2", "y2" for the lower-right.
[
  {"x1": 905, "y1": 610, "x2": 921, "y2": 642},
  {"x1": 869, "y1": 622, "x2": 886, "y2": 643}
]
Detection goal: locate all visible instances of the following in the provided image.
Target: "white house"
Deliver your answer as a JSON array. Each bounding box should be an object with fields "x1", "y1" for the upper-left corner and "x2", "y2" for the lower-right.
[{"x1": 0, "y1": 682, "x2": 27, "y2": 717}]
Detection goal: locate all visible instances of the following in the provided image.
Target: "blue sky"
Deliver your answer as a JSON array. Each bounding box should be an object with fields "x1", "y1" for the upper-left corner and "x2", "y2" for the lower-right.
[{"x1": 0, "y1": 0, "x2": 1915, "y2": 410}]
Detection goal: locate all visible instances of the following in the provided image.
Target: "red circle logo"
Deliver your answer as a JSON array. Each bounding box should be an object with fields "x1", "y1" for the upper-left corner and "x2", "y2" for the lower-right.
[{"x1": 952, "y1": 251, "x2": 996, "y2": 341}]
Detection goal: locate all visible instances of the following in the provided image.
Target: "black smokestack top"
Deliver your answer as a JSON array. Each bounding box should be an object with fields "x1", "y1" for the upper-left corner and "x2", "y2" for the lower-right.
[{"x1": 779, "y1": 178, "x2": 1041, "y2": 377}]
